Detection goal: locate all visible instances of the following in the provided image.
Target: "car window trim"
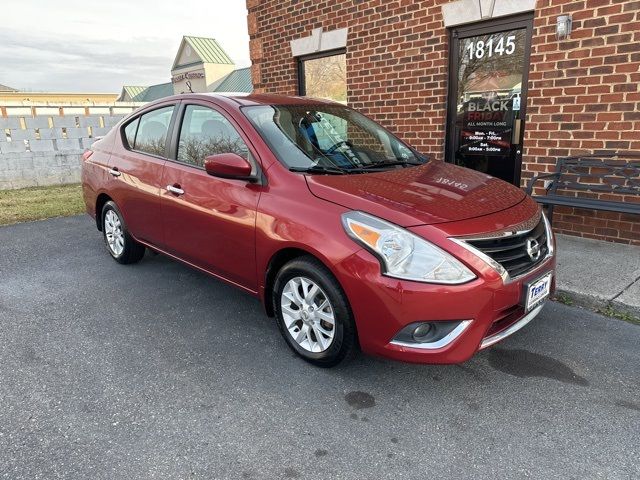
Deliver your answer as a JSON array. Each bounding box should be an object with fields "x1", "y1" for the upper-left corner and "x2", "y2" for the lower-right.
[
  {"x1": 123, "y1": 117, "x2": 140, "y2": 150},
  {"x1": 120, "y1": 102, "x2": 180, "y2": 160},
  {"x1": 167, "y1": 100, "x2": 262, "y2": 175}
]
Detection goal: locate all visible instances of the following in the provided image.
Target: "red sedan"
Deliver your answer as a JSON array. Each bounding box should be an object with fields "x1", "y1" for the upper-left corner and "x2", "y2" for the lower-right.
[{"x1": 81, "y1": 93, "x2": 556, "y2": 367}]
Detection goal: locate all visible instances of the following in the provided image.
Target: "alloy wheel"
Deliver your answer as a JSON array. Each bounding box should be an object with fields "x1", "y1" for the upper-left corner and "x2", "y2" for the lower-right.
[
  {"x1": 104, "y1": 209, "x2": 125, "y2": 256},
  {"x1": 280, "y1": 276, "x2": 336, "y2": 353}
]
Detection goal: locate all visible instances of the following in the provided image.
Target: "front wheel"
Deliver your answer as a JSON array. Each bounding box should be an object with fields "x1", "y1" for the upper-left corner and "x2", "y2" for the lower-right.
[
  {"x1": 101, "y1": 201, "x2": 145, "y2": 264},
  {"x1": 273, "y1": 256, "x2": 357, "y2": 367}
]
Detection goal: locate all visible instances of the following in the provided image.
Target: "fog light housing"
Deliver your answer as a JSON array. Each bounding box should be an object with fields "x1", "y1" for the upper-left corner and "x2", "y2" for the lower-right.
[
  {"x1": 390, "y1": 320, "x2": 472, "y2": 350},
  {"x1": 412, "y1": 323, "x2": 433, "y2": 342}
]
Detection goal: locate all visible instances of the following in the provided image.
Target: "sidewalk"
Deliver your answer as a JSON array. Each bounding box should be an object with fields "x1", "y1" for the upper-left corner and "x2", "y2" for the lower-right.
[{"x1": 555, "y1": 234, "x2": 640, "y2": 318}]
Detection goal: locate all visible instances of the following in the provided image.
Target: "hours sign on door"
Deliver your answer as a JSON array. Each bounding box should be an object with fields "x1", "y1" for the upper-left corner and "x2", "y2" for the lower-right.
[{"x1": 460, "y1": 96, "x2": 514, "y2": 156}]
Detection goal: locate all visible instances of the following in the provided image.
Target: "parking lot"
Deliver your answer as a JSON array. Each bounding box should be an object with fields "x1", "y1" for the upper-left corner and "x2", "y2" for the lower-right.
[{"x1": 1, "y1": 216, "x2": 638, "y2": 479}]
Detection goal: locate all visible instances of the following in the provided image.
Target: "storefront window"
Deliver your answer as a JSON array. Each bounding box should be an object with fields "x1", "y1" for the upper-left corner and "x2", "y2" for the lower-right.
[{"x1": 299, "y1": 52, "x2": 347, "y2": 103}]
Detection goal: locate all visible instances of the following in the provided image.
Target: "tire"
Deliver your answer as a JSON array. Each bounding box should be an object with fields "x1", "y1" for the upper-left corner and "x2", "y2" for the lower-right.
[
  {"x1": 273, "y1": 256, "x2": 357, "y2": 367},
  {"x1": 101, "y1": 201, "x2": 145, "y2": 264}
]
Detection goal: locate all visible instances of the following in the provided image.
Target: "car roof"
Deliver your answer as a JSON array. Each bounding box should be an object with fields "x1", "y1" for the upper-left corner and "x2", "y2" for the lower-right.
[{"x1": 146, "y1": 92, "x2": 342, "y2": 110}]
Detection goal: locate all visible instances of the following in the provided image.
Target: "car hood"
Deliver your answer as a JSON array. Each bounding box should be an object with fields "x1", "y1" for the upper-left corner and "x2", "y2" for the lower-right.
[{"x1": 305, "y1": 161, "x2": 527, "y2": 227}]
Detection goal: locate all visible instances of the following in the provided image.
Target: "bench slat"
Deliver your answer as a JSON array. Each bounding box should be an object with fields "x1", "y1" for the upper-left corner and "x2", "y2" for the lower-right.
[{"x1": 531, "y1": 195, "x2": 640, "y2": 214}]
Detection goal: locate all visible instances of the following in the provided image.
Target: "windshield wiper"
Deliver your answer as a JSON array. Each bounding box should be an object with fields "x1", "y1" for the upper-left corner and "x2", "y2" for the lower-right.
[
  {"x1": 351, "y1": 160, "x2": 426, "y2": 171},
  {"x1": 289, "y1": 165, "x2": 346, "y2": 175},
  {"x1": 289, "y1": 159, "x2": 426, "y2": 175}
]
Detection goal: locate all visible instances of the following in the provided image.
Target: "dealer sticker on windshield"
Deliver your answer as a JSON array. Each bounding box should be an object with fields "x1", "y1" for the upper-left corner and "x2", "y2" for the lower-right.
[{"x1": 525, "y1": 272, "x2": 552, "y2": 312}]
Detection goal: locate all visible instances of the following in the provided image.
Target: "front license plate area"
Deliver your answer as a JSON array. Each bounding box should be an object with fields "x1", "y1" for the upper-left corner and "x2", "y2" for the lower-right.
[{"x1": 524, "y1": 272, "x2": 552, "y2": 312}]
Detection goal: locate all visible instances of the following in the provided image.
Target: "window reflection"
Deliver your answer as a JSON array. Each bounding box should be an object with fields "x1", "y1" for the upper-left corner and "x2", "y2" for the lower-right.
[
  {"x1": 244, "y1": 104, "x2": 419, "y2": 170},
  {"x1": 301, "y1": 53, "x2": 347, "y2": 103},
  {"x1": 177, "y1": 105, "x2": 249, "y2": 167},
  {"x1": 134, "y1": 106, "x2": 174, "y2": 156}
]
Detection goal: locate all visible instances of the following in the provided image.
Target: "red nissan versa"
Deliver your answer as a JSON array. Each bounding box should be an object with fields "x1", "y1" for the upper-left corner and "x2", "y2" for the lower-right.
[{"x1": 81, "y1": 93, "x2": 556, "y2": 367}]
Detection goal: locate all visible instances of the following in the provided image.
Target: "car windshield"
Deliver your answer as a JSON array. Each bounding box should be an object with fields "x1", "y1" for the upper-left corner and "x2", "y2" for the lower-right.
[{"x1": 243, "y1": 104, "x2": 427, "y2": 173}]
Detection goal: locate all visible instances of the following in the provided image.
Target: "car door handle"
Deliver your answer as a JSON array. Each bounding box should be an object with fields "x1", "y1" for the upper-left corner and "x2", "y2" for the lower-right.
[
  {"x1": 166, "y1": 185, "x2": 185, "y2": 195},
  {"x1": 108, "y1": 168, "x2": 121, "y2": 177}
]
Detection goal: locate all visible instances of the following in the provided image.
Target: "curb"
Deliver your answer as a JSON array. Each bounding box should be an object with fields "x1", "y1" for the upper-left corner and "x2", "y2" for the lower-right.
[{"x1": 554, "y1": 288, "x2": 640, "y2": 322}]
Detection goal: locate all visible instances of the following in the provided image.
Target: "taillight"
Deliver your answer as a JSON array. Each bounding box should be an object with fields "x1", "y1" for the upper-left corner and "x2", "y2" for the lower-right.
[{"x1": 82, "y1": 149, "x2": 94, "y2": 161}]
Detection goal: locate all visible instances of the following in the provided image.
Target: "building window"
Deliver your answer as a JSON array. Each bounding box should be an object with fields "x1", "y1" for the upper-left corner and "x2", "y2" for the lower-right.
[{"x1": 298, "y1": 50, "x2": 347, "y2": 103}]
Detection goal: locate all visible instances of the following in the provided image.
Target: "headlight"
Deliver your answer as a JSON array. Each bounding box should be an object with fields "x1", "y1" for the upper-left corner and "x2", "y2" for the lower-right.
[{"x1": 341, "y1": 211, "x2": 476, "y2": 284}]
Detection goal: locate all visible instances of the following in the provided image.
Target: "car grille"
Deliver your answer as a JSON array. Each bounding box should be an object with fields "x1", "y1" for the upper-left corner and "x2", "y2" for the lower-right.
[{"x1": 465, "y1": 218, "x2": 549, "y2": 279}]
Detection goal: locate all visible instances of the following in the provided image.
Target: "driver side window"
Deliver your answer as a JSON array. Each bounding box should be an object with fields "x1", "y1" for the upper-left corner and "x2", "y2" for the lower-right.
[{"x1": 177, "y1": 105, "x2": 250, "y2": 167}]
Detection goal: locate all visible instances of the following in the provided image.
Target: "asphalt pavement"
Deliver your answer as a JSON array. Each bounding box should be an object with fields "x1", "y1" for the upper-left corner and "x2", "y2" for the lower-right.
[{"x1": 0, "y1": 216, "x2": 638, "y2": 480}]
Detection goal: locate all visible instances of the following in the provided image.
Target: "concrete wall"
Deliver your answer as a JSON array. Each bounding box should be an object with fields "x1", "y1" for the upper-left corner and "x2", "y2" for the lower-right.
[{"x1": 0, "y1": 109, "x2": 135, "y2": 190}]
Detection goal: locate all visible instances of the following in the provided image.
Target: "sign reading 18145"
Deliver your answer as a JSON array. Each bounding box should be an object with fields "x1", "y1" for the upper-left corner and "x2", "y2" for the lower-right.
[{"x1": 465, "y1": 34, "x2": 516, "y2": 60}]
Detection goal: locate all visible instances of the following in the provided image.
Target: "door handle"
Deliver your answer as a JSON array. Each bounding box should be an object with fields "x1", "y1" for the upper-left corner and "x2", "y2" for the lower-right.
[
  {"x1": 108, "y1": 168, "x2": 121, "y2": 177},
  {"x1": 512, "y1": 119, "x2": 522, "y2": 144},
  {"x1": 166, "y1": 185, "x2": 185, "y2": 195}
]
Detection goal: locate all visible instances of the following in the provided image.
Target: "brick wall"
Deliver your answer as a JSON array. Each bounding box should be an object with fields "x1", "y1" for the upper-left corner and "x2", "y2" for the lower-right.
[
  {"x1": 525, "y1": 0, "x2": 640, "y2": 245},
  {"x1": 247, "y1": 0, "x2": 640, "y2": 245}
]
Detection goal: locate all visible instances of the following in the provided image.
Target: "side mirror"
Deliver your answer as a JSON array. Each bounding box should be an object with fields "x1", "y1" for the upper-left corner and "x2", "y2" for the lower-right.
[{"x1": 204, "y1": 153, "x2": 254, "y2": 181}]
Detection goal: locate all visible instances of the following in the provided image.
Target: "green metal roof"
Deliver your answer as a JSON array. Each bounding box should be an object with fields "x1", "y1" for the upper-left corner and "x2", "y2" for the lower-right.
[
  {"x1": 121, "y1": 86, "x2": 147, "y2": 101},
  {"x1": 173, "y1": 36, "x2": 234, "y2": 69},
  {"x1": 213, "y1": 67, "x2": 253, "y2": 93},
  {"x1": 141, "y1": 82, "x2": 174, "y2": 101},
  {"x1": 119, "y1": 83, "x2": 174, "y2": 102}
]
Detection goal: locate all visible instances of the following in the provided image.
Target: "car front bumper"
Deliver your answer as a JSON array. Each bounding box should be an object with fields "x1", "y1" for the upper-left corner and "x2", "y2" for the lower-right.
[{"x1": 333, "y1": 246, "x2": 556, "y2": 364}]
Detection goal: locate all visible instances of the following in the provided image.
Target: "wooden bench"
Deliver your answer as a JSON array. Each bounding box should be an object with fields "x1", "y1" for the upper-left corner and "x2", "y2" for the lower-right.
[{"x1": 525, "y1": 152, "x2": 640, "y2": 223}]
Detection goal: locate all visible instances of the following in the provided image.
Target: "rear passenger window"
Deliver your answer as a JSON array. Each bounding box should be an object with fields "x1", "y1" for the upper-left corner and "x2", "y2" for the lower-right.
[
  {"x1": 177, "y1": 105, "x2": 250, "y2": 167},
  {"x1": 123, "y1": 118, "x2": 139, "y2": 149},
  {"x1": 133, "y1": 106, "x2": 175, "y2": 156}
]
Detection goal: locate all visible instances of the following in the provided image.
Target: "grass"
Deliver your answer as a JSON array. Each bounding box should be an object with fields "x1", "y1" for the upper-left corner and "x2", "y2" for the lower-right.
[
  {"x1": 553, "y1": 293, "x2": 574, "y2": 306},
  {"x1": 596, "y1": 305, "x2": 640, "y2": 326},
  {"x1": 0, "y1": 183, "x2": 85, "y2": 226}
]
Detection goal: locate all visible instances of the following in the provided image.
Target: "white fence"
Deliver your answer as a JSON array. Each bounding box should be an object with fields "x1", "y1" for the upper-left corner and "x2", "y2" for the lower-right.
[{"x1": 0, "y1": 105, "x2": 140, "y2": 190}]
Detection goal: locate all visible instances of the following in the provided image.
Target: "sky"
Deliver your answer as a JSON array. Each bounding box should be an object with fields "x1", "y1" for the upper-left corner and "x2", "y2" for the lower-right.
[{"x1": 1, "y1": 1, "x2": 250, "y2": 93}]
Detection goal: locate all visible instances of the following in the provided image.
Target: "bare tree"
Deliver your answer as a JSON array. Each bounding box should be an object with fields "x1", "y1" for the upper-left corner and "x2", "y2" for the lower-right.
[
  {"x1": 178, "y1": 136, "x2": 248, "y2": 167},
  {"x1": 304, "y1": 54, "x2": 347, "y2": 102}
]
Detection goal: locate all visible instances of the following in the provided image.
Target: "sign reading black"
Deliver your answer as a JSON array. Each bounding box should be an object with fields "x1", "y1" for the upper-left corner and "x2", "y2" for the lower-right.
[{"x1": 459, "y1": 95, "x2": 514, "y2": 156}]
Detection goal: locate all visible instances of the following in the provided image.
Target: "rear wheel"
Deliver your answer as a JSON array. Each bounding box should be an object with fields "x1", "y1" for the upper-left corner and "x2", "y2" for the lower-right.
[
  {"x1": 273, "y1": 256, "x2": 357, "y2": 367},
  {"x1": 101, "y1": 201, "x2": 145, "y2": 264}
]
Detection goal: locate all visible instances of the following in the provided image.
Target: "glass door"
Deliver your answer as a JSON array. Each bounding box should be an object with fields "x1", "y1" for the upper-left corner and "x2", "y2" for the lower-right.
[{"x1": 446, "y1": 15, "x2": 533, "y2": 186}]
